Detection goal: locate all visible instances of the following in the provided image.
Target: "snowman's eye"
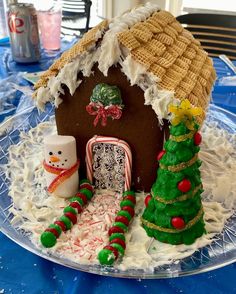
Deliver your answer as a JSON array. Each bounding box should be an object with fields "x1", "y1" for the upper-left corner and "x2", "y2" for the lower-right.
[
  {"x1": 58, "y1": 151, "x2": 62, "y2": 155},
  {"x1": 49, "y1": 152, "x2": 53, "y2": 155},
  {"x1": 65, "y1": 159, "x2": 67, "y2": 162}
]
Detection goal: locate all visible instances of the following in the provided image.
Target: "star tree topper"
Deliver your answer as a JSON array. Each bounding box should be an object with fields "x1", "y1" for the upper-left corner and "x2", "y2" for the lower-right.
[{"x1": 168, "y1": 99, "x2": 203, "y2": 130}]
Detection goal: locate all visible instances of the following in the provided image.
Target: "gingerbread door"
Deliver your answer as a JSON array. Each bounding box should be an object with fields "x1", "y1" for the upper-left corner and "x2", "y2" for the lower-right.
[{"x1": 86, "y1": 136, "x2": 132, "y2": 192}]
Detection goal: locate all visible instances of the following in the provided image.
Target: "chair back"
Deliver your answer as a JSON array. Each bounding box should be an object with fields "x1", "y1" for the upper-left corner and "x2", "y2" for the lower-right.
[
  {"x1": 177, "y1": 13, "x2": 236, "y2": 60},
  {"x1": 62, "y1": 0, "x2": 92, "y2": 33}
]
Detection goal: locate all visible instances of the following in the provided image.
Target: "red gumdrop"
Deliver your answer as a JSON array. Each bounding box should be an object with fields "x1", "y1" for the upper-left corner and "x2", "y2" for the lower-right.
[
  {"x1": 194, "y1": 132, "x2": 202, "y2": 146},
  {"x1": 45, "y1": 228, "x2": 59, "y2": 238},
  {"x1": 54, "y1": 220, "x2": 67, "y2": 231},
  {"x1": 110, "y1": 238, "x2": 126, "y2": 249},
  {"x1": 104, "y1": 245, "x2": 119, "y2": 259},
  {"x1": 121, "y1": 206, "x2": 135, "y2": 218},
  {"x1": 70, "y1": 201, "x2": 83, "y2": 213},
  {"x1": 171, "y1": 217, "x2": 185, "y2": 229},
  {"x1": 64, "y1": 212, "x2": 77, "y2": 225},
  {"x1": 123, "y1": 195, "x2": 136, "y2": 204},
  {"x1": 80, "y1": 183, "x2": 93, "y2": 192},
  {"x1": 108, "y1": 226, "x2": 124, "y2": 236},
  {"x1": 76, "y1": 192, "x2": 88, "y2": 204},
  {"x1": 144, "y1": 194, "x2": 152, "y2": 207},
  {"x1": 178, "y1": 179, "x2": 191, "y2": 193},
  {"x1": 115, "y1": 215, "x2": 129, "y2": 226},
  {"x1": 157, "y1": 150, "x2": 166, "y2": 161}
]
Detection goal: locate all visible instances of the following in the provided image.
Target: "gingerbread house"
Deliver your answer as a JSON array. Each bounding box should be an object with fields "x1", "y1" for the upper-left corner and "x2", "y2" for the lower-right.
[{"x1": 33, "y1": 3, "x2": 216, "y2": 192}]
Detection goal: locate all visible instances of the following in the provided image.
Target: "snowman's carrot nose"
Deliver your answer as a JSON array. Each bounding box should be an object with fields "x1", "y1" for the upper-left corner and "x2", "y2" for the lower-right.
[{"x1": 50, "y1": 156, "x2": 60, "y2": 162}]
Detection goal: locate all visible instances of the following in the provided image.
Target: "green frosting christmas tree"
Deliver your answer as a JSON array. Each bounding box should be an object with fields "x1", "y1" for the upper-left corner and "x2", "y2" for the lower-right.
[{"x1": 141, "y1": 99, "x2": 206, "y2": 245}]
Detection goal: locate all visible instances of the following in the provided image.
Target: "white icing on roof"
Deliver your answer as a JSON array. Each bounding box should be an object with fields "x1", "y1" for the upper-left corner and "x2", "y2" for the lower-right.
[
  {"x1": 98, "y1": 2, "x2": 160, "y2": 75},
  {"x1": 35, "y1": 2, "x2": 173, "y2": 122}
]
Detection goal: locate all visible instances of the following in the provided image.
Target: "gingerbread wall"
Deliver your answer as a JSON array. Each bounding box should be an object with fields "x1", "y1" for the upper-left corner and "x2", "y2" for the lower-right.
[{"x1": 55, "y1": 64, "x2": 166, "y2": 191}]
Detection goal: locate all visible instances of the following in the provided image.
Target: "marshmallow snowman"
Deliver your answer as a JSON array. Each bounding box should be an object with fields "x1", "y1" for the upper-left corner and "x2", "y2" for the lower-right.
[{"x1": 44, "y1": 135, "x2": 79, "y2": 198}]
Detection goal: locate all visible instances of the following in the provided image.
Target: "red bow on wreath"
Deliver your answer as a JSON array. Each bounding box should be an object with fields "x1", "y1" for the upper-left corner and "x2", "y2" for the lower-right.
[{"x1": 86, "y1": 102, "x2": 123, "y2": 127}]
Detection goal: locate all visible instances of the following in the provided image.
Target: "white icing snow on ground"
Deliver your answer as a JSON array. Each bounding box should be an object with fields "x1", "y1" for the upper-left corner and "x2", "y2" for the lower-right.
[{"x1": 4, "y1": 118, "x2": 236, "y2": 272}]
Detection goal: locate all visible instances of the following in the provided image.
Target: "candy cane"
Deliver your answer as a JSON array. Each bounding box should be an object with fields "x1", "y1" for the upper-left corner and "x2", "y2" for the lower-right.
[{"x1": 86, "y1": 136, "x2": 132, "y2": 191}]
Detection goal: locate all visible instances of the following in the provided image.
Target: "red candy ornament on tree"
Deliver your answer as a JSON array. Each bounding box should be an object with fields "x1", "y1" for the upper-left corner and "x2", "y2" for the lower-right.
[
  {"x1": 157, "y1": 150, "x2": 166, "y2": 161},
  {"x1": 144, "y1": 194, "x2": 152, "y2": 207},
  {"x1": 194, "y1": 132, "x2": 202, "y2": 146},
  {"x1": 178, "y1": 179, "x2": 191, "y2": 193},
  {"x1": 171, "y1": 217, "x2": 185, "y2": 229}
]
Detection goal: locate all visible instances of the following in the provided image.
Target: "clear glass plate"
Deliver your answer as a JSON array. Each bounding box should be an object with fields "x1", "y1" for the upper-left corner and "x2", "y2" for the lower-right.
[{"x1": 0, "y1": 103, "x2": 236, "y2": 279}]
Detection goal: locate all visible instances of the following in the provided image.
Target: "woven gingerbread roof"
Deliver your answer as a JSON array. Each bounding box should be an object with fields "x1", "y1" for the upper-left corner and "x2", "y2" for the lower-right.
[
  {"x1": 34, "y1": 19, "x2": 109, "y2": 90},
  {"x1": 118, "y1": 10, "x2": 216, "y2": 110},
  {"x1": 34, "y1": 7, "x2": 216, "y2": 122}
]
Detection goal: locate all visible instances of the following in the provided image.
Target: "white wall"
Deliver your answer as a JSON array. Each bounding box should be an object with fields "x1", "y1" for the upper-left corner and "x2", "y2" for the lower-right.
[
  {"x1": 113, "y1": 1, "x2": 132, "y2": 17},
  {"x1": 143, "y1": 0, "x2": 166, "y2": 9}
]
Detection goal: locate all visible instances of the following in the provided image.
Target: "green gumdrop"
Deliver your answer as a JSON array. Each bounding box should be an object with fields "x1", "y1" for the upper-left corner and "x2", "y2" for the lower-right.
[
  {"x1": 40, "y1": 231, "x2": 57, "y2": 248},
  {"x1": 63, "y1": 206, "x2": 77, "y2": 215},
  {"x1": 69, "y1": 196, "x2": 84, "y2": 206},
  {"x1": 48, "y1": 224, "x2": 62, "y2": 236},
  {"x1": 98, "y1": 249, "x2": 115, "y2": 265},
  {"x1": 117, "y1": 210, "x2": 132, "y2": 221},
  {"x1": 113, "y1": 222, "x2": 128, "y2": 232},
  {"x1": 120, "y1": 199, "x2": 134, "y2": 208},
  {"x1": 80, "y1": 188, "x2": 93, "y2": 200},
  {"x1": 109, "y1": 233, "x2": 125, "y2": 242},
  {"x1": 59, "y1": 215, "x2": 72, "y2": 230},
  {"x1": 110, "y1": 243, "x2": 125, "y2": 256},
  {"x1": 80, "y1": 179, "x2": 91, "y2": 185}
]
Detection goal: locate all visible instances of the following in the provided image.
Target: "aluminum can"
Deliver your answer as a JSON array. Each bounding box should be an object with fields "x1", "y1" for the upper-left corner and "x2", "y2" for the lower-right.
[{"x1": 7, "y1": 3, "x2": 40, "y2": 63}]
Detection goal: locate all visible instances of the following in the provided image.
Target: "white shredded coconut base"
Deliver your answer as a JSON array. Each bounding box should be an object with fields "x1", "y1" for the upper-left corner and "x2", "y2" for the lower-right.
[{"x1": 4, "y1": 119, "x2": 236, "y2": 272}]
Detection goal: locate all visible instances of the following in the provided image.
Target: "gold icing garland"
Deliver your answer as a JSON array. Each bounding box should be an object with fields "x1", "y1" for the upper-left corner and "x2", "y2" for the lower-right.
[
  {"x1": 141, "y1": 206, "x2": 204, "y2": 233},
  {"x1": 169, "y1": 130, "x2": 195, "y2": 142},
  {"x1": 159, "y1": 153, "x2": 198, "y2": 172},
  {"x1": 153, "y1": 184, "x2": 202, "y2": 204}
]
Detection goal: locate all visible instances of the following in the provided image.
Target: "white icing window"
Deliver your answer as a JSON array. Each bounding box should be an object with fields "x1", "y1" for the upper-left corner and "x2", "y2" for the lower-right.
[{"x1": 86, "y1": 136, "x2": 132, "y2": 192}]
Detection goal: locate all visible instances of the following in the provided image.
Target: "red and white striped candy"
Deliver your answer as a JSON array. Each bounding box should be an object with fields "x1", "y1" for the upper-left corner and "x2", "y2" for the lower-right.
[{"x1": 86, "y1": 136, "x2": 132, "y2": 191}]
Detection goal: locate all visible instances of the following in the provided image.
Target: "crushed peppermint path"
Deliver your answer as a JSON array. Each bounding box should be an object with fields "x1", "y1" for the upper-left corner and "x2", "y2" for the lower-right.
[{"x1": 45, "y1": 190, "x2": 122, "y2": 264}]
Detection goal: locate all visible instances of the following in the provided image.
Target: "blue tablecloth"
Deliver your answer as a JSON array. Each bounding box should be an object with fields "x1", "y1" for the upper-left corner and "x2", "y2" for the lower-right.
[{"x1": 0, "y1": 43, "x2": 236, "y2": 293}]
